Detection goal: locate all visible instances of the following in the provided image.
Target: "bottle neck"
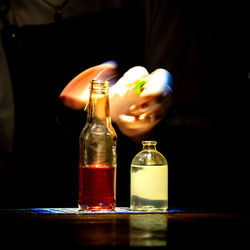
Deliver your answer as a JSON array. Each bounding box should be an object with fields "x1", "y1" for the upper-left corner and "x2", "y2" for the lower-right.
[{"x1": 87, "y1": 82, "x2": 111, "y2": 126}]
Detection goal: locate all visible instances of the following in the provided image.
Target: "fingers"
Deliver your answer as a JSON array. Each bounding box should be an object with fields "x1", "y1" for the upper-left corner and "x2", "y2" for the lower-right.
[
  {"x1": 128, "y1": 98, "x2": 162, "y2": 116},
  {"x1": 116, "y1": 113, "x2": 160, "y2": 137},
  {"x1": 121, "y1": 102, "x2": 165, "y2": 126},
  {"x1": 115, "y1": 100, "x2": 168, "y2": 137},
  {"x1": 60, "y1": 61, "x2": 118, "y2": 110}
]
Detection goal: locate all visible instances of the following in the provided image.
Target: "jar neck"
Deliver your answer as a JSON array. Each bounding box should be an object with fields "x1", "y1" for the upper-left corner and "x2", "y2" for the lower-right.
[
  {"x1": 142, "y1": 141, "x2": 157, "y2": 151},
  {"x1": 143, "y1": 145, "x2": 156, "y2": 151},
  {"x1": 87, "y1": 80, "x2": 111, "y2": 125}
]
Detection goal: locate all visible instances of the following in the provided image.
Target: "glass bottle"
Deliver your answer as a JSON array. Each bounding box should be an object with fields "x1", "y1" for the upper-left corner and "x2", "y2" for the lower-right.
[
  {"x1": 78, "y1": 80, "x2": 117, "y2": 211},
  {"x1": 130, "y1": 141, "x2": 168, "y2": 211}
]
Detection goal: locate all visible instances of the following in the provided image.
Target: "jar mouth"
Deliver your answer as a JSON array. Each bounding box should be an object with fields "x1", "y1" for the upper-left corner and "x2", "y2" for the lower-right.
[{"x1": 142, "y1": 141, "x2": 157, "y2": 146}]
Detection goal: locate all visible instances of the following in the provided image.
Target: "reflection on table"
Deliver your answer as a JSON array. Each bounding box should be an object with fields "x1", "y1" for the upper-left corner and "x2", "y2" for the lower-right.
[{"x1": 1, "y1": 208, "x2": 249, "y2": 248}]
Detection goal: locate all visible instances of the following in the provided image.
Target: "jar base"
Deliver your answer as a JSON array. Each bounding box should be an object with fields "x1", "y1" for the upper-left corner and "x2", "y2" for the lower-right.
[{"x1": 130, "y1": 206, "x2": 168, "y2": 212}]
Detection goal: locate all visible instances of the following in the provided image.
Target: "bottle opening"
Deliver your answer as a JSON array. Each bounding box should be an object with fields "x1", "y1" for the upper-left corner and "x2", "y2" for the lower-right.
[
  {"x1": 90, "y1": 80, "x2": 109, "y2": 90},
  {"x1": 142, "y1": 141, "x2": 157, "y2": 146}
]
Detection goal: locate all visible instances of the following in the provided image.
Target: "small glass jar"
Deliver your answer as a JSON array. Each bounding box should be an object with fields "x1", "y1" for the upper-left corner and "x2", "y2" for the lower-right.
[{"x1": 130, "y1": 141, "x2": 168, "y2": 211}]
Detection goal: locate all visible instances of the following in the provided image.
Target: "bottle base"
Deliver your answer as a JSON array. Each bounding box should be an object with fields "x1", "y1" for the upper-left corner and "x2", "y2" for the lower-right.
[{"x1": 78, "y1": 204, "x2": 115, "y2": 212}]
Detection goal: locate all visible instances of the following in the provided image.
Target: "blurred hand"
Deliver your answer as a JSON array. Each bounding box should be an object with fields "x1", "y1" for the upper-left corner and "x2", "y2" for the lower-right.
[
  {"x1": 109, "y1": 66, "x2": 172, "y2": 137},
  {"x1": 60, "y1": 62, "x2": 172, "y2": 137}
]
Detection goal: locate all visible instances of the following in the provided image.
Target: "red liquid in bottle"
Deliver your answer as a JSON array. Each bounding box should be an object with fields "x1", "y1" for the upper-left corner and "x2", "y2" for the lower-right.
[{"x1": 78, "y1": 165, "x2": 116, "y2": 211}]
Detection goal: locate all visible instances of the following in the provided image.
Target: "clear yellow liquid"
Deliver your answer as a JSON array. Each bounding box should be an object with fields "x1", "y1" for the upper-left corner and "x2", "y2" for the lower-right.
[{"x1": 130, "y1": 164, "x2": 168, "y2": 211}]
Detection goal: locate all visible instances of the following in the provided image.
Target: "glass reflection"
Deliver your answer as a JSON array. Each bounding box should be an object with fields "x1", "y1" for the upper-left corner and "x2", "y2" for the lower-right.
[{"x1": 129, "y1": 214, "x2": 168, "y2": 246}]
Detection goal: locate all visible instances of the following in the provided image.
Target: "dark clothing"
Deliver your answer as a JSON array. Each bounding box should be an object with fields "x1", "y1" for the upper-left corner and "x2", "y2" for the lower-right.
[{"x1": 0, "y1": 0, "x2": 145, "y2": 208}]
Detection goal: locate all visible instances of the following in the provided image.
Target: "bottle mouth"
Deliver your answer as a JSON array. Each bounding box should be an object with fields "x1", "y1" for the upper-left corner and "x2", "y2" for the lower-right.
[
  {"x1": 142, "y1": 141, "x2": 157, "y2": 146},
  {"x1": 90, "y1": 80, "x2": 109, "y2": 90}
]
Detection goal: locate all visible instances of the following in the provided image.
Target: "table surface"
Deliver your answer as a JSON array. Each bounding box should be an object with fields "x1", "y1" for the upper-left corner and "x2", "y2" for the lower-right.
[{"x1": 1, "y1": 208, "x2": 250, "y2": 248}]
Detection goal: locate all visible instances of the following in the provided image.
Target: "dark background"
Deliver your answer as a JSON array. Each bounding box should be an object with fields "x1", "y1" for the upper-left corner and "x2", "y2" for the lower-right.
[{"x1": 0, "y1": 0, "x2": 249, "y2": 212}]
